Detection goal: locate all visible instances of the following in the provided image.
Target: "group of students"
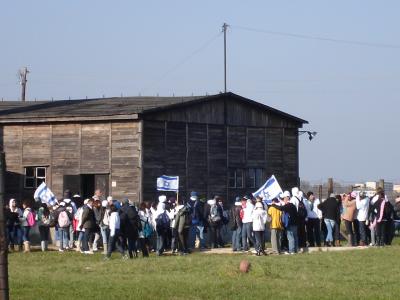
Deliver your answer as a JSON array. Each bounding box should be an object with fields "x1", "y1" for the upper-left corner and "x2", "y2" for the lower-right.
[
  {"x1": 228, "y1": 186, "x2": 399, "y2": 255},
  {"x1": 4, "y1": 187, "x2": 400, "y2": 258}
]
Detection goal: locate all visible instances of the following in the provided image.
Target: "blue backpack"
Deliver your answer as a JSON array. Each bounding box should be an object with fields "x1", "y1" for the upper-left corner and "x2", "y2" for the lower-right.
[
  {"x1": 281, "y1": 212, "x2": 290, "y2": 228},
  {"x1": 143, "y1": 218, "x2": 153, "y2": 238},
  {"x1": 156, "y1": 212, "x2": 170, "y2": 233}
]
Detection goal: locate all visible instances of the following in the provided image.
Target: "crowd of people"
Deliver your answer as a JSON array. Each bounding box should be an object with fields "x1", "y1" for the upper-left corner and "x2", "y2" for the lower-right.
[{"x1": 4, "y1": 187, "x2": 400, "y2": 258}]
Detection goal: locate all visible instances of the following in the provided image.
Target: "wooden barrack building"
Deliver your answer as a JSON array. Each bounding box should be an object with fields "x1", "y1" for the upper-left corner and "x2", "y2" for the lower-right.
[{"x1": 0, "y1": 92, "x2": 307, "y2": 203}]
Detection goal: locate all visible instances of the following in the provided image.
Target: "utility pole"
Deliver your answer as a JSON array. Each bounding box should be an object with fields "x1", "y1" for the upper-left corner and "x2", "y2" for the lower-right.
[
  {"x1": 222, "y1": 23, "x2": 228, "y2": 93},
  {"x1": 0, "y1": 153, "x2": 9, "y2": 300},
  {"x1": 18, "y1": 67, "x2": 29, "y2": 102}
]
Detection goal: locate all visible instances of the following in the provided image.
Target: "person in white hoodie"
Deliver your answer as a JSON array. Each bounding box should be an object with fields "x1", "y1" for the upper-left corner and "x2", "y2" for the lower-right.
[
  {"x1": 356, "y1": 192, "x2": 370, "y2": 246},
  {"x1": 241, "y1": 196, "x2": 255, "y2": 252},
  {"x1": 252, "y1": 202, "x2": 268, "y2": 256},
  {"x1": 105, "y1": 204, "x2": 126, "y2": 260}
]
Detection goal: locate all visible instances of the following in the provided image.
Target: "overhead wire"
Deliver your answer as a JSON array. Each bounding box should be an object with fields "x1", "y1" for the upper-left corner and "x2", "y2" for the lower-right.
[
  {"x1": 231, "y1": 24, "x2": 400, "y2": 49},
  {"x1": 141, "y1": 31, "x2": 223, "y2": 94}
]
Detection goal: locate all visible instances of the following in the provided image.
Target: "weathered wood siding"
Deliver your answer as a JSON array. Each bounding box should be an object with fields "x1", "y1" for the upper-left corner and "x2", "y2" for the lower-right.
[
  {"x1": 142, "y1": 120, "x2": 299, "y2": 203},
  {"x1": 1, "y1": 121, "x2": 141, "y2": 201},
  {"x1": 144, "y1": 96, "x2": 301, "y2": 128}
]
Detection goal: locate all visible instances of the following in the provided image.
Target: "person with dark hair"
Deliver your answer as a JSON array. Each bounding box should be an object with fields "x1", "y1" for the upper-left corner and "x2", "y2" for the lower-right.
[
  {"x1": 20, "y1": 200, "x2": 35, "y2": 253},
  {"x1": 342, "y1": 193, "x2": 357, "y2": 246},
  {"x1": 79, "y1": 198, "x2": 96, "y2": 254},
  {"x1": 105, "y1": 204, "x2": 126, "y2": 260},
  {"x1": 230, "y1": 198, "x2": 243, "y2": 252},
  {"x1": 206, "y1": 197, "x2": 224, "y2": 249},
  {"x1": 273, "y1": 192, "x2": 298, "y2": 254},
  {"x1": 268, "y1": 197, "x2": 284, "y2": 254},
  {"x1": 37, "y1": 203, "x2": 51, "y2": 251},
  {"x1": 119, "y1": 198, "x2": 141, "y2": 259},
  {"x1": 138, "y1": 202, "x2": 152, "y2": 257},
  {"x1": 54, "y1": 201, "x2": 73, "y2": 252},
  {"x1": 7, "y1": 199, "x2": 23, "y2": 252},
  {"x1": 305, "y1": 191, "x2": 322, "y2": 247},
  {"x1": 372, "y1": 191, "x2": 393, "y2": 246},
  {"x1": 318, "y1": 193, "x2": 340, "y2": 247},
  {"x1": 356, "y1": 192, "x2": 370, "y2": 246}
]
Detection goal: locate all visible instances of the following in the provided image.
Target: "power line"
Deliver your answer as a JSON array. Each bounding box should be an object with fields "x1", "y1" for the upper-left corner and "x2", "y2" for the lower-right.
[
  {"x1": 141, "y1": 31, "x2": 222, "y2": 93},
  {"x1": 232, "y1": 25, "x2": 400, "y2": 49}
]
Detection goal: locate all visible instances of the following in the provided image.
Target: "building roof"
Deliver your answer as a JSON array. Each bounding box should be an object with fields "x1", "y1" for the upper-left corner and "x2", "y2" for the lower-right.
[{"x1": 0, "y1": 92, "x2": 308, "y2": 124}]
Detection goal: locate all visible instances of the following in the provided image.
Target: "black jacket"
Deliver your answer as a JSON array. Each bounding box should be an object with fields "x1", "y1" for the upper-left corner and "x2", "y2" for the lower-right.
[
  {"x1": 273, "y1": 203, "x2": 298, "y2": 226},
  {"x1": 80, "y1": 205, "x2": 96, "y2": 230},
  {"x1": 318, "y1": 197, "x2": 340, "y2": 221},
  {"x1": 119, "y1": 203, "x2": 140, "y2": 239}
]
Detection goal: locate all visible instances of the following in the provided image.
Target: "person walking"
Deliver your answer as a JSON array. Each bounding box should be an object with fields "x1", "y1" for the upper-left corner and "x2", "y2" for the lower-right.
[
  {"x1": 318, "y1": 194, "x2": 340, "y2": 247},
  {"x1": 268, "y1": 197, "x2": 284, "y2": 254},
  {"x1": 252, "y1": 202, "x2": 268, "y2": 256},
  {"x1": 105, "y1": 204, "x2": 126, "y2": 260}
]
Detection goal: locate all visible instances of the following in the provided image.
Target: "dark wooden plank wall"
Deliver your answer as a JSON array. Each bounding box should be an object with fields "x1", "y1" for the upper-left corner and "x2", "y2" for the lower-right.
[
  {"x1": 143, "y1": 120, "x2": 299, "y2": 203},
  {"x1": 145, "y1": 97, "x2": 301, "y2": 128},
  {"x1": 1, "y1": 122, "x2": 141, "y2": 202}
]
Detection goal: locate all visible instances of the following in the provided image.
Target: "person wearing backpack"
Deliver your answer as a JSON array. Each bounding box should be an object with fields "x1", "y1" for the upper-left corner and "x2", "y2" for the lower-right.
[
  {"x1": 273, "y1": 193, "x2": 298, "y2": 254},
  {"x1": 230, "y1": 198, "x2": 243, "y2": 252},
  {"x1": 268, "y1": 197, "x2": 284, "y2": 254},
  {"x1": 155, "y1": 201, "x2": 170, "y2": 256},
  {"x1": 372, "y1": 190, "x2": 393, "y2": 246},
  {"x1": 20, "y1": 200, "x2": 35, "y2": 253},
  {"x1": 206, "y1": 198, "x2": 223, "y2": 249},
  {"x1": 37, "y1": 203, "x2": 51, "y2": 251},
  {"x1": 54, "y1": 202, "x2": 73, "y2": 252},
  {"x1": 138, "y1": 202, "x2": 153, "y2": 257},
  {"x1": 119, "y1": 198, "x2": 141, "y2": 259}
]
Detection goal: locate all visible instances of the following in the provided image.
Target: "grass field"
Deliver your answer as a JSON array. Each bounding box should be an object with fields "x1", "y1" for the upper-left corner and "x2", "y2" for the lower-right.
[{"x1": 8, "y1": 243, "x2": 400, "y2": 300}]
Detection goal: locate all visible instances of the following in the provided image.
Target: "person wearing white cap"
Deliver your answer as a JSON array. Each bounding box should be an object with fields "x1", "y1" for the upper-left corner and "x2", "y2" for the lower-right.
[{"x1": 252, "y1": 202, "x2": 268, "y2": 256}]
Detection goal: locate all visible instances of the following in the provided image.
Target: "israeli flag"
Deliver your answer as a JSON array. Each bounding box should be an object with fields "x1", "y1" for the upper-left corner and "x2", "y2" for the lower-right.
[
  {"x1": 34, "y1": 182, "x2": 57, "y2": 206},
  {"x1": 252, "y1": 175, "x2": 283, "y2": 205},
  {"x1": 157, "y1": 175, "x2": 179, "y2": 192}
]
